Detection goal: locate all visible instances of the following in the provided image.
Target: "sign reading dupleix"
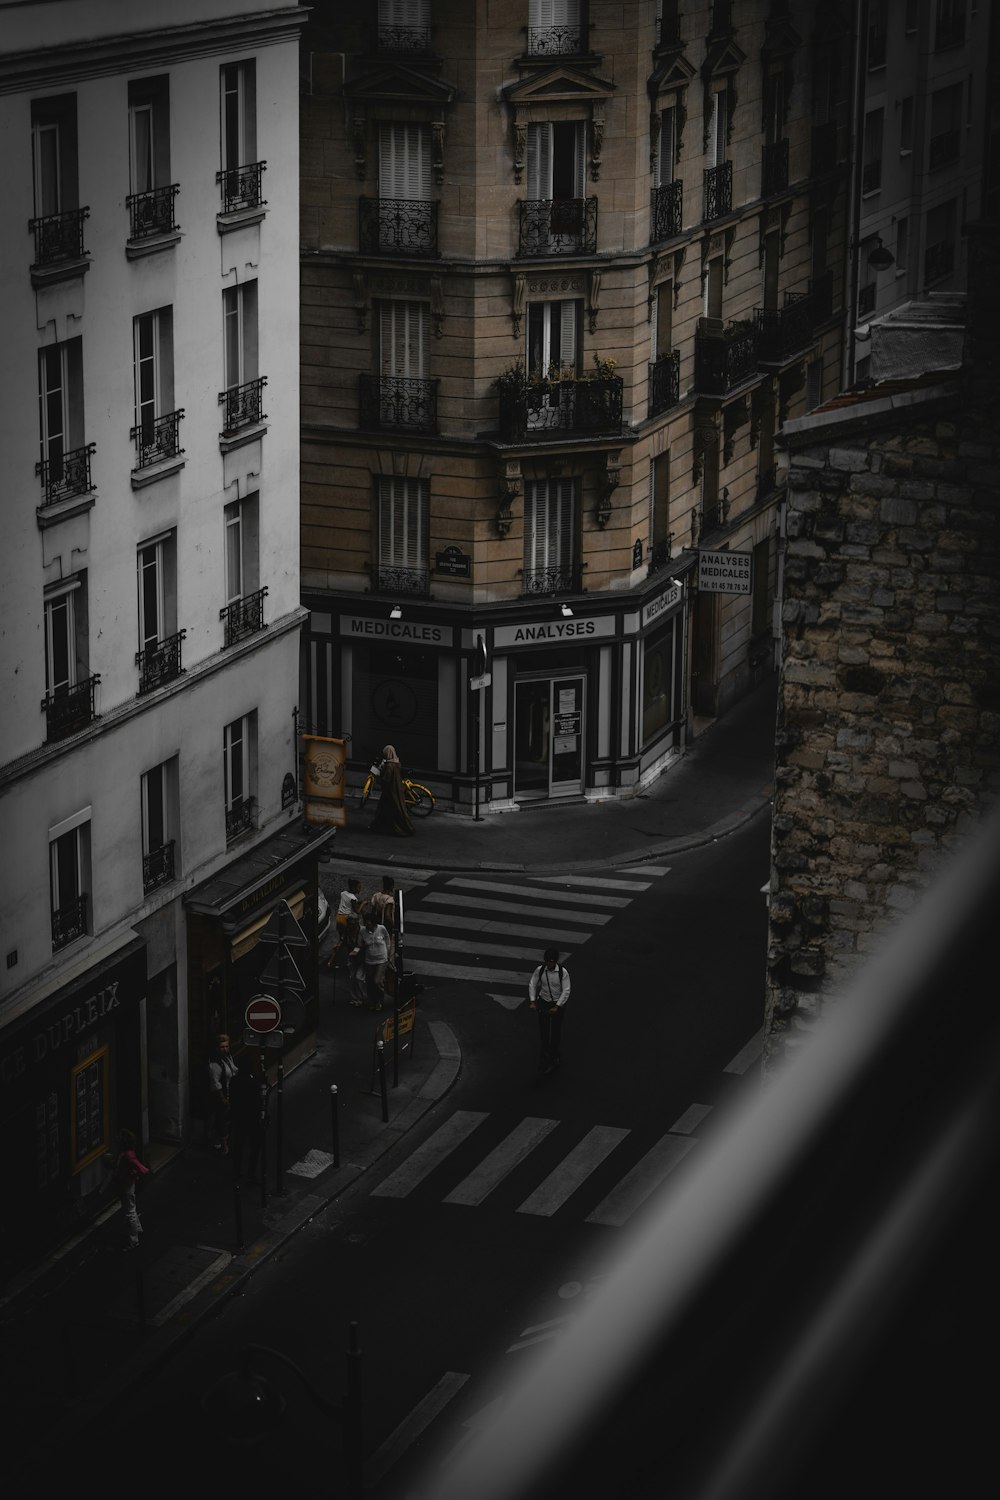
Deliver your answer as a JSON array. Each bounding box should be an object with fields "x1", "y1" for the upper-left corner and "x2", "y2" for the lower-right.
[{"x1": 698, "y1": 549, "x2": 753, "y2": 594}]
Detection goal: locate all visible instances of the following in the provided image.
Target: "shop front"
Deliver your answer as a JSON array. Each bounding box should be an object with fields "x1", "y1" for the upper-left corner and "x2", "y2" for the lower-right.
[{"x1": 0, "y1": 935, "x2": 147, "y2": 1277}]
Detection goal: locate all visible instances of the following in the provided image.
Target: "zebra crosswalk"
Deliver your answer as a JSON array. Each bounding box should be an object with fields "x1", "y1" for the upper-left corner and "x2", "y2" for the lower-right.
[
  {"x1": 399, "y1": 864, "x2": 671, "y2": 1008},
  {"x1": 369, "y1": 1092, "x2": 725, "y2": 1228}
]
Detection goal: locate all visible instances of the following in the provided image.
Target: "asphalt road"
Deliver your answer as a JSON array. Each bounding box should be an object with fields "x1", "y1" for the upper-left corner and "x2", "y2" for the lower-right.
[{"x1": 99, "y1": 817, "x2": 771, "y2": 1491}]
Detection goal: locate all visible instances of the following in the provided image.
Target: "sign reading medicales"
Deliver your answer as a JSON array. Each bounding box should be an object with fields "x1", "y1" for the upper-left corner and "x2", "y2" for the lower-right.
[
  {"x1": 698, "y1": 549, "x2": 753, "y2": 594},
  {"x1": 340, "y1": 615, "x2": 454, "y2": 648}
]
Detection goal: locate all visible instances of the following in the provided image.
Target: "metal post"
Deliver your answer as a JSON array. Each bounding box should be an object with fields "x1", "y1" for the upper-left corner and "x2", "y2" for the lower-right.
[
  {"x1": 393, "y1": 887, "x2": 404, "y2": 1087},
  {"x1": 376, "y1": 1039, "x2": 388, "y2": 1122},
  {"x1": 331, "y1": 1083, "x2": 340, "y2": 1167},
  {"x1": 233, "y1": 1145, "x2": 245, "y2": 1251},
  {"x1": 275, "y1": 1057, "x2": 285, "y2": 1197},
  {"x1": 473, "y1": 678, "x2": 482, "y2": 821}
]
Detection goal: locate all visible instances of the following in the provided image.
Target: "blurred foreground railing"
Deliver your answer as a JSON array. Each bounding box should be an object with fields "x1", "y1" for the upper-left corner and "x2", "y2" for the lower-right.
[{"x1": 418, "y1": 805, "x2": 1000, "y2": 1500}]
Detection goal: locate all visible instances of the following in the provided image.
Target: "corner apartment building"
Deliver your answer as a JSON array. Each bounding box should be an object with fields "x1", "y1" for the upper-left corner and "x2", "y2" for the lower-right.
[
  {"x1": 0, "y1": 1, "x2": 313, "y2": 1270},
  {"x1": 300, "y1": 0, "x2": 849, "y2": 811},
  {"x1": 847, "y1": 0, "x2": 990, "y2": 384}
]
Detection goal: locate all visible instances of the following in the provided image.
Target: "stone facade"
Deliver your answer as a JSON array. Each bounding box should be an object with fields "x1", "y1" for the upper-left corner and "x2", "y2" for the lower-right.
[{"x1": 765, "y1": 263, "x2": 1000, "y2": 1065}]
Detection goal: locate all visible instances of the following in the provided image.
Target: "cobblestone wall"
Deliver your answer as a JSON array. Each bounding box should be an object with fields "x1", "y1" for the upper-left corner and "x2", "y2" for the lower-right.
[{"x1": 764, "y1": 377, "x2": 1000, "y2": 1067}]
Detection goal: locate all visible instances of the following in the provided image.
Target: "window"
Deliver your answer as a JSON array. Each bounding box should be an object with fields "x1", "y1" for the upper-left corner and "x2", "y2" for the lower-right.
[
  {"x1": 374, "y1": 299, "x2": 434, "y2": 430},
  {"x1": 707, "y1": 86, "x2": 728, "y2": 167},
  {"x1": 141, "y1": 759, "x2": 177, "y2": 892},
  {"x1": 755, "y1": 393, "x2": 776, "y2": 498},
  {"x1": 136, "y1": 531, "x2": 180, "y2": 691},
  {"x1": 895, "y1": 216, "x2": 909, "y2": 272},
  {"x1": 379, "y1": 122, "x2": 431, "y2": 203},
  {"x1": 868, "y1": 0, "x2": 887, "y2": 67},
  {"x1": 220, "y1": 281, "x2": 263, "y2": 430},
  {"x1": 929, "y1": 84, "x2": 962, "y2": 169},
  {"x1": 650, "y1": 453, "x2": 671, "y2": 567},
  {"x1": 528, "y1": 0, "x2": 584, "y2": 56},
  {"x1": 652, "y1": 106, "x2": 682, "y2": 241},
  {"x1": 905, "y1": 0, "x2": 918, "y2": 31},
  {"x1": 704, "y1": 88, "x2": 732, "y2": 220},
  {"x1": 42, "y1": 575, "x2": 96, "y2": 738},
  {"x1": 527, "y1": 299, "x2": 579, "y2": 378},
  {"x1": 806, "y1": 357, "x2": 823, "y2": 412},
  {"x1": 924, "y1": 199, "x2": 956, "y2": 283},
  {"x1": 704, "y1": 256, "x2": 724, "y2": 320},
  {"x1": 524, "y1": 479, "x2": 577, "y2": 591},
  {"x1": 650, "y1": 287, "x2": 679, "y2": 415},
  {"x1": 364, "y1": 123, "x2": 436, "y2": 254},
  {"x1": 132, "y1": 309, "x2": 180, "y2": 467},
  {"x1": 224, "y1": 713, "x2": 257, "y2": 842},
  {"x1": 377, "y1": 0, "x2": 431, "y2": 53},
  {"x1": 127, "y1": 76, "x2": 175, "y2": 238},
  {"x1": 862, "y1": 108, "x2": 883, "y2": 193},
  {"x1": 37, "y1": 339, "x2": 87, "y2": 501},
  {"x1": 377, "y1": 476, "x2": 429, "y2": 593},
  {"x1": 751, "y1": 537, "x2": 772, "y2": 639},
  {"x1": 858, "y1": 278, "x2": 877, "y2": 317},
  {"x1": 221, "y1": 494, "x2": 265, "y2": 645},
  {"x1": 655, "y1": 283, "x2": 673, "y2": 359},
  {"x1": 30, "y1": 93, "x2": 85, "y2": 266},
  {"x1": 219, "y1": 60, "x2": 262, "y2": 211},
  {"x1": 658, "y1": 107, "x2": 677, "y2": 183},
  {"x1": 899, "y1": 96, "x2": 914, "y2": 154},
  {"x1": 49, "y1": 812, "x2": 90, "y2": 950},
  {"x1": 934, "y1": 0, "x2": 965, "y2": 50},
  {"x1": 762, "y1": 232, "x2": 780, "y2": 313},
  {"x1": 811, "y1": 204, "x2": 829, "y2": 279},
  {"x1": 527, "y1": 121, "x2": 585, "y2": 204}
]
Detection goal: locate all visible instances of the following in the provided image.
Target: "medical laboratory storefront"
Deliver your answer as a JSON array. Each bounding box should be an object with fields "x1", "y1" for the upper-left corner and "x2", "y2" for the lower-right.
[{"x1": 302, "y1": 572, "x2": 688, "y2": 810}]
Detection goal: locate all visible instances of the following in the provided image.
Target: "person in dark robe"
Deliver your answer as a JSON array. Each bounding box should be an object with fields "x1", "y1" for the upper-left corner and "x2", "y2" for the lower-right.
[{"x1": 370, "y1": 744, "x2": 415, "y2": 836}]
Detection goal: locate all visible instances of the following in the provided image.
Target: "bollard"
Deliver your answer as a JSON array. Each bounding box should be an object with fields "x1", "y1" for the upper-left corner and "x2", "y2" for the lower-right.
[
  {"x1": 376, "y1": 1039, "x2": 388, "y2": 1123},
  {"x1": 331, "y1": 1083, "x2": 340, "y2": 1166}
]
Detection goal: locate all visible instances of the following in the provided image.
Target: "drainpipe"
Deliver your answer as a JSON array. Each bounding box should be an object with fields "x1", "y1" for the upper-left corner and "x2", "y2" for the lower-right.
[{"x1": 845, "y1": 0, "x2": 869, "y2": 391}]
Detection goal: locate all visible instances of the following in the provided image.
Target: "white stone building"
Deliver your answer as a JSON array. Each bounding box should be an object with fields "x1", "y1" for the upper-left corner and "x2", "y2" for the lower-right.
[{"x1": 0, "y1": 1, "x2": 315, "y2": 1268}]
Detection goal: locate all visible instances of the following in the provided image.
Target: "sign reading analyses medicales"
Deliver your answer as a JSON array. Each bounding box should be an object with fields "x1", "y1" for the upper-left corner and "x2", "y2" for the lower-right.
[{"x1": 698, "y1": 549, "x2": 753, "y2": 594}]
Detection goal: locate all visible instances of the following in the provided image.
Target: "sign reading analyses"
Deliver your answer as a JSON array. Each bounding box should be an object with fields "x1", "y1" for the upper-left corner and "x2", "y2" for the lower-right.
[{"x1": 698, "y1": 549, "x2": 753, "y2": 594}]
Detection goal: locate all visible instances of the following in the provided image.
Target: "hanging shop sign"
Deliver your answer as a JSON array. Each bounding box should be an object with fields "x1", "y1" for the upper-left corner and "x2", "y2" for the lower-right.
[
  {"x1": 302, "y1": 735, "x2": 348, "y2": 827},
  {"x1": 698, "y1": 549, "x2": 753, "y2": 594}
]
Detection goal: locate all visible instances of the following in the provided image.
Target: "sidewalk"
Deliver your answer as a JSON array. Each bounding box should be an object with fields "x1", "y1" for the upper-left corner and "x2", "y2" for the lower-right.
[{"x1": 0, "y1": 677, "x2": 776, "y2": 1479}]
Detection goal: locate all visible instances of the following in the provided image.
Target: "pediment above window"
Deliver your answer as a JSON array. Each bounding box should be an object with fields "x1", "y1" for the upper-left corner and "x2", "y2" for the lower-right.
[
  {"x1": 647, "y1": 49, "x2": 696, "y2": 104},
  {"x1": 503, "y1": 64, "x2": 615, "y2": 108},
  {"x1": 702, "y1": 35, "x2": 746, "y2": 82},
  {"x1": 344, "y1": 61, "x2": 458, "y2": 110},
  {"x1": 762, "y1": 16, "x2": 802, "y2": 61}
]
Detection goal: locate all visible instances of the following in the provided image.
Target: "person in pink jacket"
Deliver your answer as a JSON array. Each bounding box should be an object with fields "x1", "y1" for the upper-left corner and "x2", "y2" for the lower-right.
[{"x1": 110, "y1": 1128, "x2": 149, "y2": 1251}]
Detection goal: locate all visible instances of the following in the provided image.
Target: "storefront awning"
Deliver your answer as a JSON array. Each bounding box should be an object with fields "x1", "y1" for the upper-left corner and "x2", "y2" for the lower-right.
[{"x1": 183, "y1": 822, "x2": 335, "y2": 934}]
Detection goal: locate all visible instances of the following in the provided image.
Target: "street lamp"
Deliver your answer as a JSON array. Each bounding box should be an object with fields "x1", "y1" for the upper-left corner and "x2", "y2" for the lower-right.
[{"x1": 202, "y1": 1323, "x2": 364, "y2": 1494}]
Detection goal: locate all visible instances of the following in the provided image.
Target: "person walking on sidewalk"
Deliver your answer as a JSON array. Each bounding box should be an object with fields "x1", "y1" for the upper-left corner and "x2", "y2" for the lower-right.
[
  {"x1": 328, "y1": 877, "x2": 362, "y2": 969},
  {"x1": 369, "y1": 875, "x2": 397, "y2": 960},
  {"x1": 109, "y1": 1128, "x2": 149, "y2": 1251},
  {"x1": 370, "y1": 745, "x2": 415, "y2": 837},
  {"x1": 528, "y1": 948, "x2": 571, "y2": 1074},
  {"x1": 355, "y1": 907, "x2": 391, "y2": 1011},
  {"x1": 207, "y1": 1033, "x2": 238, "y2": 1154}
]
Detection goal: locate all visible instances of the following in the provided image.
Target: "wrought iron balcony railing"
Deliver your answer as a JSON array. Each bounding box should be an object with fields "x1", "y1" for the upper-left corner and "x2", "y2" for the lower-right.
[
  {"x1": 376, "y1": 21, "x2": 431, "y2": 53},
  {"x1": 756, "y1": 293, "x2": 813, "y2": 364},
  {"x1": 811, "y1": 121, "x2": 839, "y2": 176},
  {"x1": 28, "y1": 206, "x2": 89, "y2": 266},
  {"x1": 220, "y1": 586, "x2": 268, "y2": 647},
  {"x1": 517, "y1": 197, "x2": 597, "y2": 256},
  {"x1": 925, "y1": 241, "x2": 954, "y2": 284},
  {"x1": 527, "y1": 23, "x2": 584, "y2": 54},
  {"x1": 862, "y1": 159, "x2": 881, "y2": 194},
  {"x1": 695, "y1": 320, "x2": 759, "y2": 395},
  {"x1": 143, "y1": 840, "x2": 175, "y2": 894},
  {"x1": 498, "y1": 375, "x2": 623, "y2": 441},
  {"x1": 41, "y1": 674, "x2": 100, "y2": 741},
  {"x1": 703, "y1": 161, "x2": 732, "y2": 222},
  {"x1": 52, "y1": 893, "x2": 88, "y2": 950},
  {"x1": 373, "y1": 565, "x2": 430, "y2": 598},
  {"x1": 648, "y1": 350, "x2": 681, "y2": 417},
  {"x1": 522, "y1": 563, "x2": 582, "y2": 597},
  {"x1": 358, "y1": 374, "x2": 438, "y2": 434},
  {"x1": 762, "y1": 138, "x2": 789, "y2": 198},
  {"x1": 651, "y1": 179, "x2": 683, "y2": 242},
  {"x1": 226, "y1": 796, "x2": 256, "y2": 844},
  {"x1": 36, "y1": 442, "x2": 96, "y2": 506},
  {"x1": 218, "y1": 377, "x2": 267, "y2": 434},
  {"x1": 126, "y1": 183, "x2": 179, "y2": 239},
  {"x1": 647, "y1": 538, "x2": 673, "y2": 577},
  {"x1": 136, "y1": 630, "x2": 186, "y2": 695},
  {"x1": 130, "y1": 410, "x2": 184, "y2": 470},
  {"x1": 216, "y1": 160, "x2": 266, "y2": 214},
  {"x1": 358, "y1": 197, "x2": 439, "y2": 257}
]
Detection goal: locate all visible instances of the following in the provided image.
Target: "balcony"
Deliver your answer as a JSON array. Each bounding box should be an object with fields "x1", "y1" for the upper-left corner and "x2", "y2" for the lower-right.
[
  {"x1": 220, "y1": 586, "x2": 268, "y2": 648},
  {"x1": 527, "y1": 23, "x2": 585, "y2": 55},
  {"x1": 52, "y1": 893, "x2": 87, "y2": 951},
  {"x1": 762, "y1": 139, "x2": 789, "y2": 198},
  {"x1": 648, "y1": 350, "x2": 681, "y2": 417},
  {"x1": 517, "y1": 197, "x2": 597, "y2": 257},
  {"x1": 126, "y1": 184, "x2": 179, "y2": 240},
  {"x1": 358, "y1": 374, "x2": 438, "y2": 434},
  {"x1": 756, "y1": 293, "x2": 814, "y2": 365},
  {"x1": 703, "y1": 161, "x2": 732, "y2": 222},
  {"x1": 36, "y1": 442, "x2": 96, "y2": 507},
  {"x1": 522, "y1": 563, "x2": 582, "y2": 597},
  {"x1": 131, "y1": 410, "x2": 184, "y2": 471},
  {"x1": 811, "y1": 121, "x2": 839, "y2": 176},
  {"x1": 498, "y1": 375, "x2": 623, "y2": 442},
  {"x1": 143, "y1": 840, "x2": 175, "y2": 894},
  {"x1": 226, "y1": 796, "x2": 256, "y2": 844},
  {"x1": 28, "y1": 206, "x2": 89, "y2": 269},
  {"x1": 375, "y1": 20, "x2": 432, "y2": 53},
  {"x1": 358, "y1": 197, "x2": 438, "y2": 258},
  {"x1": 647, "y1": 538, "x2": 674, "y2": 577},
  {"x1": 694, "y1": 319, "x2": 759, "y2": 396},
  {"x1": 136, "y1": 630, "x2": 186, "y2": 695},
  {"x1": 216, "y1": 161, "x2": 266, "y2": 214},
  {"x1": 373, "y1": 565, "x2": 430, "y2": 599},
  {"x1": 218, "y1": 377, "x2": 267, "y2": 435},
  {"x1": 41, "y1": 674, "x2": 100, "y2": 742},
  {"x1": 650, "y1": 179, "x2": 682, "y2": 243}
]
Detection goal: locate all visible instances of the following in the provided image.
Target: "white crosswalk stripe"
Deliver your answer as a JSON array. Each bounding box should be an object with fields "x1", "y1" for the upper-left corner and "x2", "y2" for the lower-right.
[
  {"x1": 370, "y1": 1100, "x2": 717, "y2": 1227},
  {"x1": 399, "y1": 869, "x2": 670, "y2": 1008}
]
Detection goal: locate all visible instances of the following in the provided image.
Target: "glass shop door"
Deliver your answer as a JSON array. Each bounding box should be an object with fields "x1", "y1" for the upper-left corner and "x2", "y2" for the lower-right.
[{"x1": 514, "y1": 675, "x2": 585, "y2": 799}]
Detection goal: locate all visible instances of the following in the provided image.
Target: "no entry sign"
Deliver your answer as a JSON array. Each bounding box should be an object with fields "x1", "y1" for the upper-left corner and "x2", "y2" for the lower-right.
[{"x1": 245, "y1": 994, "x2": 282, "y2": 1033}]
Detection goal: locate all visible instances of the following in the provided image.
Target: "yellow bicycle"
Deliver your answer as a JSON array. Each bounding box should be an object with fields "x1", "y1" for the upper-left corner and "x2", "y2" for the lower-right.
[{"x1": 359, "y1": 758, "x2": 436, "y2": 817}]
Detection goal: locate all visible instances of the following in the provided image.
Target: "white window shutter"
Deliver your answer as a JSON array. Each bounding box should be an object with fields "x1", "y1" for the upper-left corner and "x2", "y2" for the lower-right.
[{"x1": 527, "y1": 123, "x2": 552, "y2": 198}]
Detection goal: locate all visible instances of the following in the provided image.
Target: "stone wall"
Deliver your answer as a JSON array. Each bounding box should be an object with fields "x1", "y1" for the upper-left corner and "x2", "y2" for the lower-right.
[{"x1": 765, "y1": 374, "x2": 1000, "y2": 1066}]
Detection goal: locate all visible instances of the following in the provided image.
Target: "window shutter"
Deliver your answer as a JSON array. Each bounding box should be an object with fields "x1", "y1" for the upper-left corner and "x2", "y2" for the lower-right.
[
  {"x1": 526, "y1": 123, "x2": 552, "y2": 199},
  {"x1": 525, "y1": 480, "x2": 575, "y2": 573},
  {"x1": 381, "y1": 301, "x2": 427, "y2": 378},
  {"x1": 659, "y1": 108, "x2": 676, "y2": 185},
  {"x1": 379, "y1": 478, "x2": 427, "y2": 569},
  {"x1": 380, "y1": 124, "x2": 431, "y2": 200}
]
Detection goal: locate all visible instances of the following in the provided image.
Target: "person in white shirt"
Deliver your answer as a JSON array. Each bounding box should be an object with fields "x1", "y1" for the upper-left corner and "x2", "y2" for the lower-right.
[
  {"x1": 528, "y1": 947, "x2": 571, "y2": 1074},
  {"x1": 354, "y1": 909, "x2": 391, "y2": 1011}
]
